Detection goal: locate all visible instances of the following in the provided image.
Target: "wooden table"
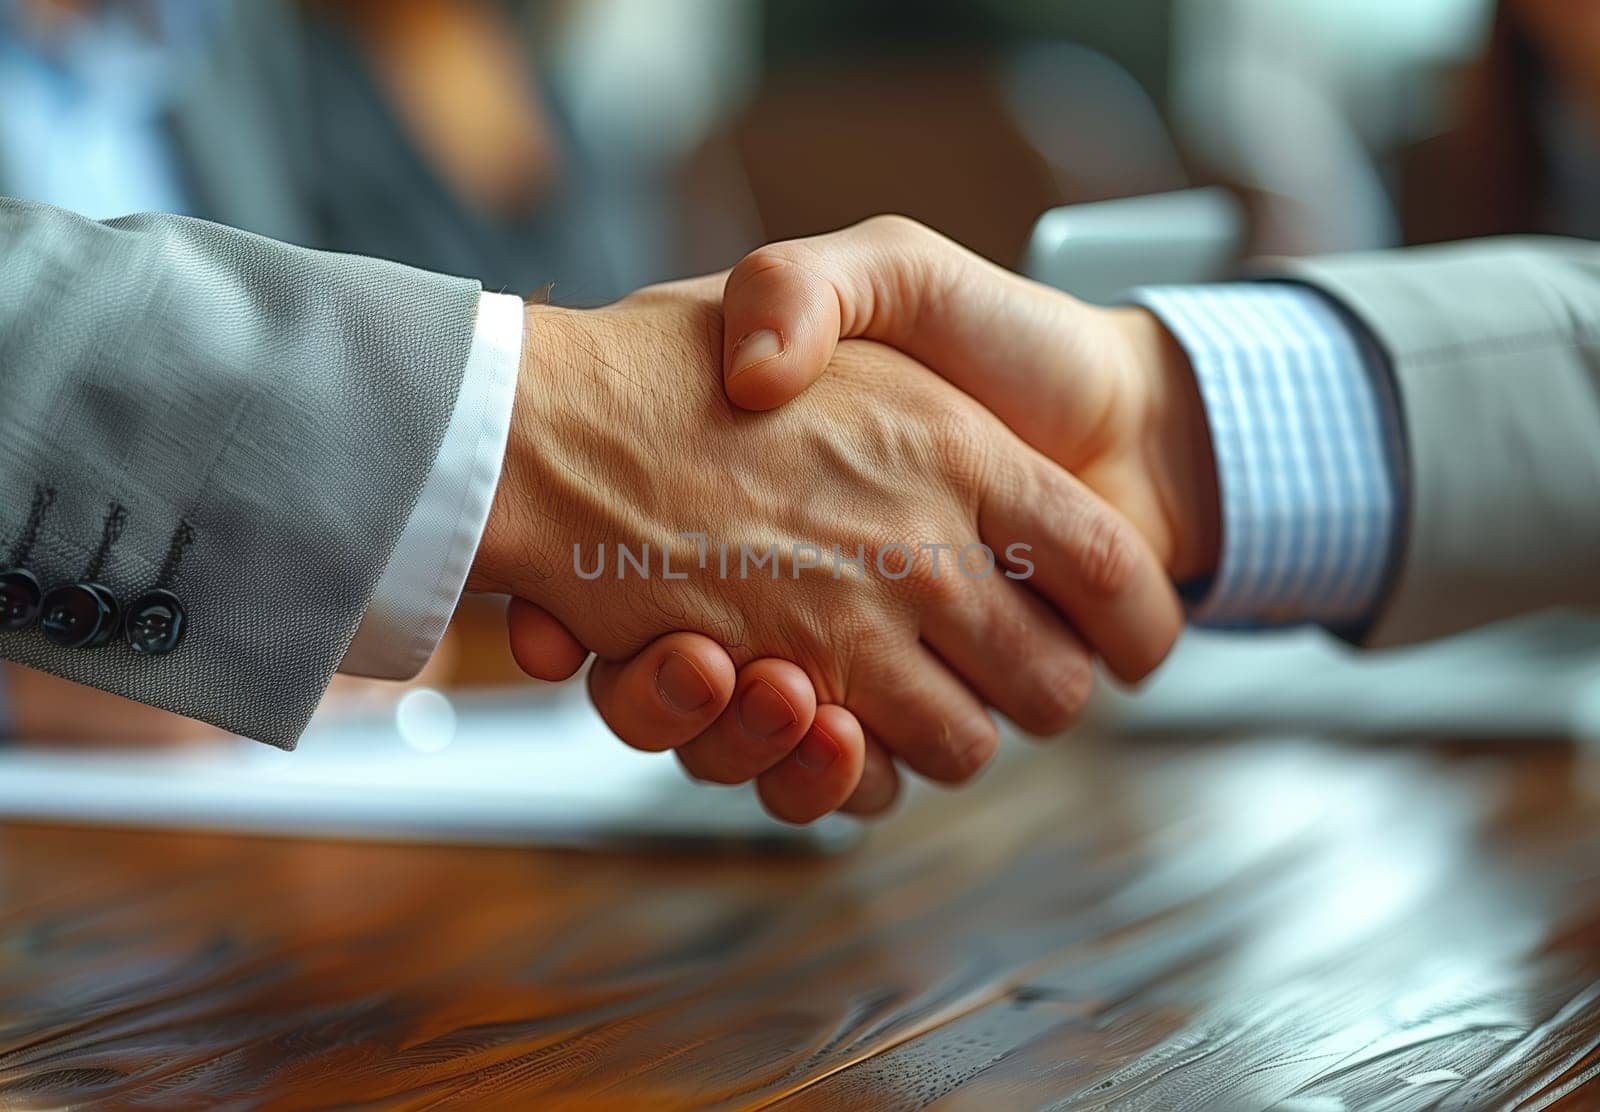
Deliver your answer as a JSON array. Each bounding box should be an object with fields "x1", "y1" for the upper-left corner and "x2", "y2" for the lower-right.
[{"x1": 2, "y1": 732, "x2": 1599, "y2": 1110}]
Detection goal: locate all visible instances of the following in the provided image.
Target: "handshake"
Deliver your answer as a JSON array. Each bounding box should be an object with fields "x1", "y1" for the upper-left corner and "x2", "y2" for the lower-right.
[{"x1": 466, "y1": 217, "x2": 1222, "y2": 823}]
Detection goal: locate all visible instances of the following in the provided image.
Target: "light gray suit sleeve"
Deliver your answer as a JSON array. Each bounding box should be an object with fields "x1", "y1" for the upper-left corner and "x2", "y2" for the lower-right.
[
  {"x1": 0, "y1": 198, "x2": 483, "y2": 746},
  {"x1": 1274, "y1": 237, "x2": 1600, "y2": 646}
]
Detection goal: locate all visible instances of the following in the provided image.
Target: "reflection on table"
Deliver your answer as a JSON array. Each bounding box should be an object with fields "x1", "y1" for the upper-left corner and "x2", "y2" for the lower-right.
[{"x1": 2, "y1": 729, "x2": 1597, "y2": 1108}]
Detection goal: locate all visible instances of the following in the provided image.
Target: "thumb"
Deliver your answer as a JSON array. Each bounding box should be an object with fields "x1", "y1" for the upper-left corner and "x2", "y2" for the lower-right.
[
  {"x1": 720, "y1": 236, "x2": 845, "y2": 411},
  {"x1": 720, "y1": 215, "x2": 1070, "y2": 419},
  {"x1": 723, "y1": 215, "x2": 955, "y2": 411}
]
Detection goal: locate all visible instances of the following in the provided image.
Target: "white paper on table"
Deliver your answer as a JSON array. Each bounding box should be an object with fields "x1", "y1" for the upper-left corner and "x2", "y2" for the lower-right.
[{"x1": 0, "y1": 683, "x2": 861, "y2": 854}]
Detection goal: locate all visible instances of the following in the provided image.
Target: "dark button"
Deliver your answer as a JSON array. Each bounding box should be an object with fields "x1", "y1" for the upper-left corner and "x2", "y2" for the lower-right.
[
  {"x1": 39, "y1": 583, "x2": 120, "y2": 649},
  {"x1": 0, "y1": 568, "x2": 42, "y2": 631},
  {"x1": 124, "y1": 589, "x2": 186, "y2": 656}
]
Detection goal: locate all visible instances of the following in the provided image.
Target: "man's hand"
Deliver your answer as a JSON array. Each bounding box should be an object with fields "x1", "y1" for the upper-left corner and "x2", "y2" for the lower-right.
[
  {"x1": 719, "y1": 215, "x2": 1223, "y2": 584},
  {"x1": 473, "y1": 274, "x2": 1184, "y2": 821}
]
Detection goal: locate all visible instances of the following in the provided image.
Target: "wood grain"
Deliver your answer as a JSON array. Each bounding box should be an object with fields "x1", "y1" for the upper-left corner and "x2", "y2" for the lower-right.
[{"x1": 1, "y1": 733, "x2": 1598, "y2": 1109}]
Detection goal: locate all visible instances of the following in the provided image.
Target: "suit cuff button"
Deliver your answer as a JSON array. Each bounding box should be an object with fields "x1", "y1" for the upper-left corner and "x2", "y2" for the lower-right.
[
  {"x1": 125, "y1": 589, "x2": 187, "y2": 656},
  {"x1": 40, "y1": 583, "x2": 120, "y2": 649},
  {"x1": 0, "y1": 568, "x2": 42, "y2": 631}
]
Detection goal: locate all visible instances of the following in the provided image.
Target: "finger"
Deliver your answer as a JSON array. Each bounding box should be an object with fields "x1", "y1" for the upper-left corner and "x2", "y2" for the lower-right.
[
  {"x1": 507, "y1": 597, "x2": 591, "y2": 681},
  {"x1": 755, "y1": 704, "x2": 866, "y2": 824},
  {"x1": 983, "y1": 456, "x2": 1184, "y2": 684},
  {"x1": 721, "y1": 214, "x2": 1071, "y2": 415},
  {"x1": 674, "y1": 658, "x2": 818, "y2": 784},
  {"x1": 840, "y1": 732, "x2": 900, "y2": 816},
  {"x1": 850, "y1": 642, "x2": 998, "y2": 785},
  {"x1": 586, "y1": 632, "x2": 737, "y2": 753},
  {"x1": 919, "y1": 570, "x2": 1096, "y2": 737}
]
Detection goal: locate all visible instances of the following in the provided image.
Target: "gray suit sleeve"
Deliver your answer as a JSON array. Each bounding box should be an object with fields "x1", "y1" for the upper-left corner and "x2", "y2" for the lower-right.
[
  {"x1": 0, "y1": 198, "x2": 483, "y2": 745},
  {"x1": 1274, "y1": 237, "x2": 1600, "y2": 646}
]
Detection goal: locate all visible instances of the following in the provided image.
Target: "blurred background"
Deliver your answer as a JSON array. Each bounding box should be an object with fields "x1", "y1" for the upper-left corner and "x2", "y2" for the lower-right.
[
  {"x1": 2, "y1": 0, "x2": 1596, "y2": 837},
  {"x1": 3, "y1": 0, "x2": 1541, "y2": 290}
]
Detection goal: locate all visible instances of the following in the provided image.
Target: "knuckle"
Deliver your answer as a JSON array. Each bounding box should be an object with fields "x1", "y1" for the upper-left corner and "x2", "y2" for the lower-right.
[
  {"x1": 846, "y1": 620, "x2": 902, "y2": 680},
  {"x1": 1022, "y1": 657, "x2": 1095, "y2": 736},
  {"x1": 729, "y1": 244, "x2": 801, "y2": 293},
  {"x1": 930, "y1": 405, "x2": 995, "y2": 496},
  {"x1": 977, "y1": 587, "x2": 1035, "y2": 652},
  {"x1": 861, "y1": 213, "x2": 928, "y2": 247},
  {"x1": 931, "y1": 715, "x2": 998, "y2": 783},
  {"x1": 1122, "y1": 615, "x2": 1183, "y2": 684},
  {"x1": 1075, "y1": 509, "x2": 1142, "y2": 599},
  {"x1": 897, "y1": 549, "x2": 965, "y2": 611}
]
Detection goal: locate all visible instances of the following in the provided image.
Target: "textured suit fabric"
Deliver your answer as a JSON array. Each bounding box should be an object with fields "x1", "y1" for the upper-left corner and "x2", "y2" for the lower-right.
[
  {"x1": 0, "y1": 198, "x2": 481, "y2": 745},
  {"x1": 1277, "y1": 237, "x2": 1600, "y2": 647}
]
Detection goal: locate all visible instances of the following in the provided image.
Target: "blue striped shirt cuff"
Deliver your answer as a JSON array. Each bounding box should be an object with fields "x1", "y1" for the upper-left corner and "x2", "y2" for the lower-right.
[{"x1": 1128, "y1": 283, "x2": 1406, "y2": 630}]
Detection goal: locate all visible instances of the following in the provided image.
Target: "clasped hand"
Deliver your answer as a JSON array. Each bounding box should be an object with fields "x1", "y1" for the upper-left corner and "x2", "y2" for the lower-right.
[{"x1": 467, "y1": 218, "x2": 1220, "y2": 823}]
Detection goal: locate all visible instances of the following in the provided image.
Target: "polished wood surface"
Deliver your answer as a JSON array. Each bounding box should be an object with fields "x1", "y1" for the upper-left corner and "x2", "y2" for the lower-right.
[{"x1": 3, "y1": 733, "x2": 1599, "y2": 1110}]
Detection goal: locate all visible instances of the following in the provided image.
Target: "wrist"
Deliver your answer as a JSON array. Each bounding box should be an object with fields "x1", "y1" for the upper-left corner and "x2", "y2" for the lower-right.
[
  {"x1": 1118, "y1": 308, "x2": 1221, "y2": 585},
  {"x1": 467, "y1": 300, "x2": 576, "y2": 597}
]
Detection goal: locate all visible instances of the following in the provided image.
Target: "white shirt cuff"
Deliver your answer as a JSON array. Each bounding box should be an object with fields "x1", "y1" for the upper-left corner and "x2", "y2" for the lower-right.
[{"x1": 339, "y1": 291, "x2": 523, "y2": 679}]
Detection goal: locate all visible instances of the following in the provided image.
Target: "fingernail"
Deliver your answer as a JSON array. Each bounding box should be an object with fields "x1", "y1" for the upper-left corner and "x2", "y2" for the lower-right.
[
  {"x1": 656, "y1": 651, "x2": 712, "y2": 712},
  {"x1": 795, "y1": 726, "x2": 839, "y2": 772},
  {"x1": 729, "y1": 329, "x2": 783, "y2": 377},
  {"x1": 739, "y1": 678, "x2": 797, "y2": 739}
]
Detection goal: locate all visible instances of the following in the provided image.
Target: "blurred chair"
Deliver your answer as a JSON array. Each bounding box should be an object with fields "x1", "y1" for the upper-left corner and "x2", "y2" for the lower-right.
[{"x1": 1023, "y1": 186, "x2": 1243, "y2": 304}]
